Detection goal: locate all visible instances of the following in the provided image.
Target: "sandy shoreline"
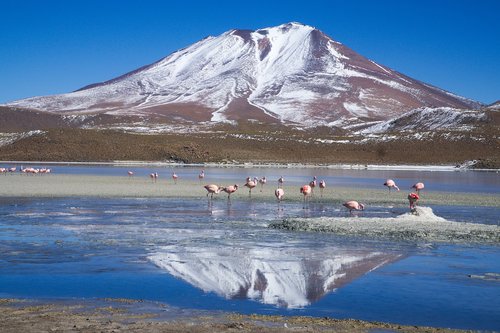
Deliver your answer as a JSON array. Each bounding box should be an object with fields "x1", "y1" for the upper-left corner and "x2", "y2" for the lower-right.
[
  {"x1": 0, "y1": 174, "x2": 499, "y2": 208},
  {"x1": 0, "y1": 298, "x2": 474, "y2": 333},
  {"x1": 2, "y1": 160, "x2": 499, "y2": 171}
]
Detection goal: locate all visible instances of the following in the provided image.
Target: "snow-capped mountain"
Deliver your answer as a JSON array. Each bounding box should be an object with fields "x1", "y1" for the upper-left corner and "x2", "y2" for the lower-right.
[
  {"x1": 360, "y1": 107, "x2": 488, "y2": 134},
  {"x1": 487, "y1": 101, "x2": 500, "y2": 111},
  {"x1": 5, "y1": 22, "x2": 480, "y2": 126},
  {"x1": 149, "y1": 245, "x2": 399, "y2": 308}
]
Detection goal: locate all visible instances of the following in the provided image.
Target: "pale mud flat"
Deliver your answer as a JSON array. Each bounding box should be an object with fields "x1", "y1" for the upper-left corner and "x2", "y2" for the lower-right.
[
  {"x1": 0, "y1": 173, "x2": 498, "y2": 207},
  {"x1": 270, "y1": 207, "x2": 500, "y2": 244},
  {"x1": 0, "y1": 299, "x2": 472, "y2": 333}
]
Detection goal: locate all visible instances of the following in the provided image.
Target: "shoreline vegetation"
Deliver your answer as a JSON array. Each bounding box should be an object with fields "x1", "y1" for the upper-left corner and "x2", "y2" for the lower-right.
[
  {"x1": 0, "y1": 126, "x2": 498, "y2": 169},
  {"x1": 0, "y1": 298, "x2": 477, "y2": 333}
]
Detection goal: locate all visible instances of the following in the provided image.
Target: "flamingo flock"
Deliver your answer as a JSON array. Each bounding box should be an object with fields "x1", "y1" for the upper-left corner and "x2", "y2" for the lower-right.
[
  {"x1": 196, "y1": 173, "x2": 426, "y2": 215},
  {"x1": 3, "y1": 165, "x2": 426, "y2": 214},
  {"x1": 119, "y1": 169, "x2": 425, "y2": 214},
  {"x1": 0, "y1": 166, "x2": 52, "y2": 175}
]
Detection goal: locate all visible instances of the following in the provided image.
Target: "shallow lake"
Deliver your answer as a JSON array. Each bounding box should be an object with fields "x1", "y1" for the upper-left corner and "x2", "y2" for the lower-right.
[{"x1": 0, "y1": 165, "x2": 499, "y2": 330}]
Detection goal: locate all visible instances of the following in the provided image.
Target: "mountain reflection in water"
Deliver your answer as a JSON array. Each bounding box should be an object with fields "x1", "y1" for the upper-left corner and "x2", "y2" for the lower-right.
[{"x1": 150, "y1": 246, "x2": 401, "y2": 308}]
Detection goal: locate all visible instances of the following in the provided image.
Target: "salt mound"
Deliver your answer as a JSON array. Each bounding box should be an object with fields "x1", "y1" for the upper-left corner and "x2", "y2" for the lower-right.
[
  {"x1": 395, "y1": 206, "x2": 447, "y2": 223},
  {"x1": 270, "y1": 207, "x2": 499, "y2": 244}
]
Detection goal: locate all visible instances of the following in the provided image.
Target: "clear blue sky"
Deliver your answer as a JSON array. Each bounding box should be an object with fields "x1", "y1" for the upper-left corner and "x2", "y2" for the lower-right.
[{"x1": 1, "y1": 0, "x2": 499, "y2": 104}]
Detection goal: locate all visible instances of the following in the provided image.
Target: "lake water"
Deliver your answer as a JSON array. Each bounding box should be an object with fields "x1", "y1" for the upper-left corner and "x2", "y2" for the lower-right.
[{"x1": 0, "y1": 165, "x2": 499, "y2": 330}]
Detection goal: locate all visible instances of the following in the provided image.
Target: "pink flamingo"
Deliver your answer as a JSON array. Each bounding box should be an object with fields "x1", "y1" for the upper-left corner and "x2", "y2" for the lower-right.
[
  {"x1": 278, "y1": 176, "x2": 284, "y2": 188},
  {"x1": 259, "y1": 176, "x2": 267, "y2": 192},
  {"x1": 275, "y1": 188, "x2": 284, "y2": 202},
  {"x1": 204, "y1": 184, "x2": 222, "y2": 199},
  {"x1": 222, "y1": 184, "x2": 239, "y2": 200},
  {"x1": 319, "y1": 180, "x2": 326, "y2": 197},
  {"x1": 172, "y1": 172, "x2": 178, "y2": 184},
  {"x1": 408, "y1": 193, "x2": 420, "y2": 210},
  {"x1": 8, "y1": 167, "x2": 16, "y2": 173},
  {"x1": 244, "y1": 177, "x2": 257, "y2": 196},
  {"x1": 127, "y1": 171, "x2": 134, "y2": 178},
  {"x1": 275, "y1": 188, "x2": 284, "y2": 210},
  {"x1": 383, "y1": 179, "x2": 400, "y2": 192},
  {"x1": 300, "y1": 185, "x2": 312, "y2": 207},
  {"x1": 149, "y1": 172, "x2": 158, "y2": 183},
  {"x1": 309, "y1": 176, "x2": 317, "y2": 194},
  {"x1": 198, "y1": 170, "x2": 205, "y2": 183},
  {"x1": 343, "y1": 200, "x2": 365, "y2": 213},
  {"x1": 0, "y1": 168, "x2": 6, "y2": 175},
  {"x1": 411, "y1": 182, "x2": 425, "y2": 194}
]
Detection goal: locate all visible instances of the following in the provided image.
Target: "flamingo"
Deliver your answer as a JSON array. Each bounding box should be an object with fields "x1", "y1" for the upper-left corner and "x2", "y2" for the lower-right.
[
  {"x1": 0, "y1": 168, "x2": 6, "y2": 175},
  {"x1": 319, "y1": 180, "x2": 326, "y2": 197},
  {"x1": 204, "y1": 184, "x2": 222, "y2": 199},
  {"x1": 343, "y1": 200, "x2": 365, "y2": 213},
  {"x1": 244, "y1": 177, "x2": 257, "y2": 196},
  {"x1": 408, "y1": 193, "x2": 420, "y2": 210},
  {"x1": 172, "y1": 172, "x2": 178, "y2": 184},
  {"x1": 149, "y1": 172, "x2": 158, "y2": 183},
  {"x1": 278, "y1": 176, "x2": 284, "y2": 188},
  {"x1": 259, "y1": 176, "x2": 267, "y2": 192},
  {"x1": 8, "y1": 167, "x2": 16, "y2": 173},
  {"x1": 222, "y1": 184, "x2": 239, "y2": 200},
  {"x1": 300, "y1": 185, "x2": 312, "y2": 207},
  {"x1": 275, "y1": 188, "x2": 284, "y2": 202},
  {"x1": 309, "y1": 176, "x2": 317, "y2": 194},
  {"x1": 383, "y1": 179, "x2": 400, "y2": 192},
  {"x1": 275, "y1": 188, "x2": 284, "y2": 210},
  {"x1": 411, "y1": 182, "x2": 425, "y2": 194},
  {"x1": 127, "y1": 171, "x2": 134, "y2": 177},
  {"x1": 198, "y1": 170, "x2": 205, "y2": 183}
]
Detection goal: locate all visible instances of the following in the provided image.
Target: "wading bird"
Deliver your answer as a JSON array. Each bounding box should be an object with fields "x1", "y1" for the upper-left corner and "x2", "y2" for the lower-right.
[
  {"x1": 383, "y1": 179, "x2": 400, "y2": 192},
  {"x1": 343, "y1": 200, "x2": 365, "y2": 213},
  {"x1": 244, "y1": 177, "x2": 257, "y2": 196},
  {"x1": 411, "y1": 182, "x2": 425, "y2": 194},
  {"x1": 150, "y1": 172, "x2": 158, "y2": 183},
  {"x1": 300, "y1": 185, "x2": 312, "y2": 208},
  {"x1": 275, "y1": 188, "x2": 284, "y2": 210},
  {"x1": 198, "y1": 170, "x2": 205, "y2": 183},
  {"x1": 222, "y1": 184, "x2": 239, "y2": 200},
  {"x1": 278, "y1": 176, "x2": 284, "y2": 188},
  {"x1": 172, "y1": 172, "x2": 178, "y2": 184},
  {"x1": 204, "y1": 184, "x2": 222, "y2": 199},
  {"x1": 275, "y1": 188, "x2": 284, "y2": 202},
  {"x1": 127, "y1": 171, "x2": 134, "y2": 177},
  {"x1": 259, "y1": 176, "x2": 267, "y2": 192},
  {"x1": 408, "y1": 193, "x2": 420, "y2": 210},
  {"x1": 309, "y1": 176, "x2": 317, "y2": 194},
  {"x1": 319, "y1": 180, "x2": 326, "y2": 197}
]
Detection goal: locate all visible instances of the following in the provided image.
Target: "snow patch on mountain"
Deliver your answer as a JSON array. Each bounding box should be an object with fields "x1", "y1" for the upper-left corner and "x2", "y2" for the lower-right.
[{"x1": 360, "y1": 107, "x2": 487, "y2": 134}]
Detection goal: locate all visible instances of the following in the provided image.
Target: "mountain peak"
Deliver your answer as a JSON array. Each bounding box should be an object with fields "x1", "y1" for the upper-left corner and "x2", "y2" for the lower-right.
[{"x1": 4, "y1": 23, "x2": 479, "y2": 126}]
